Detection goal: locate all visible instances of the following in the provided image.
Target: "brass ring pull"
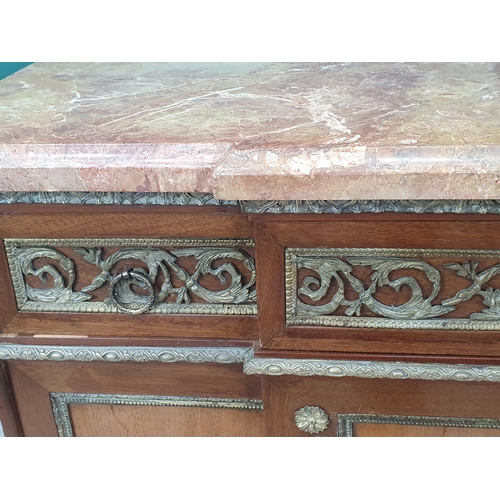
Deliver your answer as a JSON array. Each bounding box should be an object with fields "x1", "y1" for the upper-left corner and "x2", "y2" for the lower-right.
[{"x1": 108, "y1": 267, "x2": 155, "y2": 315}]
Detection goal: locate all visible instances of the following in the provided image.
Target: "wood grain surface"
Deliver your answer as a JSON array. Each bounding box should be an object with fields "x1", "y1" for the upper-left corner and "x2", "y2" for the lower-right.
[
  {"x1": 70, "y1": 404, "x2": 263, "y2": 437},
  {"x1": 264, "y1": 375, "x2": 500, "y2": 437},
  {"x1": 8, "y1": 360, "x2": 263, "y2": 436}
]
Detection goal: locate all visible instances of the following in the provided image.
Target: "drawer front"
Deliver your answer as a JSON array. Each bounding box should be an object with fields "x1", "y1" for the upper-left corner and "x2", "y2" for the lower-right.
[
  {"x1": 5, "y1": 237, "x2": 256, "y2": 315},
  {"x1": 0, "y1": 206, "x2": 258, "y2": 340},
  {"x1": 255, "y1": 215, "x2": 500, "y2": 357}
]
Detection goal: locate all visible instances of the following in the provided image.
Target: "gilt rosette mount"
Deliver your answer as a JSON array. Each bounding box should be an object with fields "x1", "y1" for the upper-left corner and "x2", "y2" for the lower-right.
[
  {"x1": 286, "y1": 247, "x2": 500, "y2": 330},
  {"x1": 294, "y1": 406, "x2": 330, "y2": 434},
  {"x1": 5, "y1": 238, "x2": 256, "y2": 315}
]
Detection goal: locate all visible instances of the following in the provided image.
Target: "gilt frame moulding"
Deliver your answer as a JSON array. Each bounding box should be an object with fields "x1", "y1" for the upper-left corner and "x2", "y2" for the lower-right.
[
  {"x1": 3, "y1": 344, "x2": 500, "y2": 383},
  {"x1": 50, "y1": 393, "x2": 264, "y2": 437}
]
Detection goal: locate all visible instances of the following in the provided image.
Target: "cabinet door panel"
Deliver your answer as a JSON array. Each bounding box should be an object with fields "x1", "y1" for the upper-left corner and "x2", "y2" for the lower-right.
[
  {"x1": 263, "y1": 375, "x2": 500, "y2": 437},
  {"x1": 9, "y1": 360, "x2": 263, "y2": 437}
]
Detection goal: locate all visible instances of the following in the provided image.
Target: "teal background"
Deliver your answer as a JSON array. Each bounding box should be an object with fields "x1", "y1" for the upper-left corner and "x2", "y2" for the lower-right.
[{"x1": 0, "y1": 63, "x2": 33, "y2": 80}]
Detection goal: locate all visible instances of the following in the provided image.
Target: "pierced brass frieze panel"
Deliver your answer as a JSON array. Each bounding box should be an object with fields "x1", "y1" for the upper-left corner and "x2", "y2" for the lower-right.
[
  {"x1": 286, "y1": 247, "x2": 500, "y2": 330},
  {"x1": 5, "y1": 238, "x2": 256, "y2": 315}
]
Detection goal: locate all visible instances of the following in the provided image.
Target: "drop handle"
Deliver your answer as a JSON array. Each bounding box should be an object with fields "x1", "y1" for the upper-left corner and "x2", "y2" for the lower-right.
[{"x1": 108, "y1": 267, "x2": 155, "y2": 314}]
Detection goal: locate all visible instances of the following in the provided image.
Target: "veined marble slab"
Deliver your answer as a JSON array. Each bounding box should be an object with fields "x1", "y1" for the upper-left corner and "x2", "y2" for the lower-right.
[{"x1": 1, "y1": 62, "x2": 499, "y2": 200}]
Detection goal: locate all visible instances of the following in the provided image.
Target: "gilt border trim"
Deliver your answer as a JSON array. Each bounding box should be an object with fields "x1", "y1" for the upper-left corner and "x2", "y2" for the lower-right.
[
  {"x1": 5, "y1": 237, "x2": 255, "y2": 248},
  {"x1": 240, "y1": 199, "x2": 500, "y2": 214},
  {"x1": 4, "y1": 344, "x2": 500, "y2": 384},
  {"x1": 337, "y1": 414, "x2": 500, "y2": 437},
  {"x1": 0, "y1": 344, "x2": 250, "y2": 364},
  {"x1": 3, "y1": 192, "x2": 500, "y2": 215},
  {"x1": 50, "y1": 393, "x2": 263, "y2": 437},
  {"x1": 243, "y1": 354, "x2": 500, "y2": 382}
]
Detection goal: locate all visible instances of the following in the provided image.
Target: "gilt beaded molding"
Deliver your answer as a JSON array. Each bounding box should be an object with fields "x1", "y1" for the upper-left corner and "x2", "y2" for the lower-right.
[
  {"x1": 0, "y1": 344, "x2": 251, "y2": 364},
  {"x1": 50, "y1": 393, "x2": 263, "y2": 437},
  {"x1": 336, "y1": 414, "x2": 500, "y2": 437}
]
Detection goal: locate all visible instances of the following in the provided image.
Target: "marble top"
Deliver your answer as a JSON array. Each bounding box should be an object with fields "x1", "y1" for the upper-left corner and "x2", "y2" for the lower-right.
[{"x1": 1, "y1": 62, "x2": 499, "y2": 199}]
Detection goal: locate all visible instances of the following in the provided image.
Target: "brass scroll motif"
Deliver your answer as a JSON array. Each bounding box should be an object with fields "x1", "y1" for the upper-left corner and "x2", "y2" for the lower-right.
[
  {"x1": 286, "y1": 248, "x2": 500, "y2": 330},
  {"x1": 5, "y1": 238, "x2": 256, "y2": 315}
]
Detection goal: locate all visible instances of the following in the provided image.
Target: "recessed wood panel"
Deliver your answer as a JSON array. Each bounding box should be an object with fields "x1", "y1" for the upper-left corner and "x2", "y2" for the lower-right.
[
  {"x1": 353, "y1": 423, "x2": 500, "y2": 437},
  {"x1": 264, "y1": 375, "x2": 500, "y2": 437},
  {"x1": 69, "y1": 404, "x2": 263, "y2": 437},
  {"x1": 8, "y1": 360, "x2": 264, "y2": 437}
]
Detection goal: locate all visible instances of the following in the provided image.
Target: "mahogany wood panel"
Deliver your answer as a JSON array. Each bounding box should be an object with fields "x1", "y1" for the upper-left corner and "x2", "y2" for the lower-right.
[
  {"x1": 262, "y1": 378, "x2": 335, "y2": 437},
  {"x1": 0, "y1": 335, "x2": 253, "y2": 348},
  {"x1": 255, "y1": 217, "x2": 500, "y2": 356},
  {"x1": 0, "y1": 362, "x2": 21, "y2": 436},
  {"x1": 3, "y1": 313, "x2": 258, "y2": 340},
  {"x1": 9, "y1": 361, "x2": 263, "y2": 437},
  {"x1": 0, "y1": 204, "x2": 252, "y2": 238},
  {"x1": 9, "y1": 361, "x2": 262, "y2": 400},
  {"x1": 69, "y1": 404, "x2": 263, "y2": 437},
  {"x1": 264, "y1": 375, "x2": 500, "y2": 437},
  {"x1": 252, "y1": 346, "x2": 500, "y2": 366},
  {"x1": 257, "y1": 219, "x2": 500, "y2": 251},
  {"x1": 8, "y1": 363, "x2": 58, "y2": 437},
  {"x1": 255, "y1": 224, "x2": 285, "y2": 346},
  {"x1": 354, "y1": 423, "x2": 500, "y2": 437},
  {"x1": 269, "y1": 327, "x2": 500, "y2": 357},
  {"x1": 0, "y1": 240, "x2": 17, "y2": 331}
]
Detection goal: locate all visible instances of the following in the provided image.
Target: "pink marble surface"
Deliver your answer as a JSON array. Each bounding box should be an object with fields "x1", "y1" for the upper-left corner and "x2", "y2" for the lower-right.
[{"x1": 1, "y1": 62, "x2": 499, "y2": 199}]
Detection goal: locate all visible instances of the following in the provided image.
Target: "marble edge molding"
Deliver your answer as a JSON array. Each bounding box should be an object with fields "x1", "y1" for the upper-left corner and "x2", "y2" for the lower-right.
[
  {"x1": 3, "y1": 192, "x2": 500, "y2": 214},
  {"x1": 3, "y1": 343, "x2": 500, "y2": 383},
  {"x1": 0, "y1": 344, "x2": 251, "y2": 364}
]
